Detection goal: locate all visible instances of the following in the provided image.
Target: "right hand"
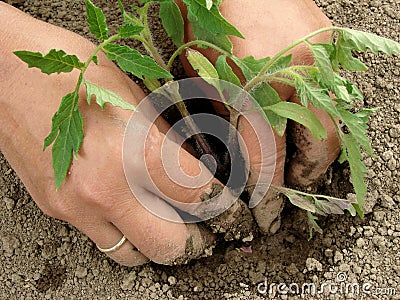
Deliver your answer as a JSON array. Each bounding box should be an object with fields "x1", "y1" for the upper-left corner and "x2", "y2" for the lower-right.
[{"x1": 179, "y1": 0, "x2": 341, "y2": 234}]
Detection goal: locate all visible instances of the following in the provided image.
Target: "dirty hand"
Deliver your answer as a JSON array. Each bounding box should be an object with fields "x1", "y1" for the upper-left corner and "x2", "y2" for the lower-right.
[
  {"x1": 0, "y1": 3, "x2": 217, "y2": 267},
  {"x1": 180, "y1": 0, "x2": 341, "y2": 234}
]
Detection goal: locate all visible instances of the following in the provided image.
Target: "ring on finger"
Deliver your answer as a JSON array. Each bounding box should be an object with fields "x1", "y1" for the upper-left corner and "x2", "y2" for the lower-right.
[{"x1": 96, "y1": 235, "x2": 127, "y2": 253}]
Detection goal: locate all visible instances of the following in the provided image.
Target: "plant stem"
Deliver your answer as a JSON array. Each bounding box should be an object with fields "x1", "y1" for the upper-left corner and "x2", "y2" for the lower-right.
[
  {"x1": 244, "y1": 26, "x2": 342, "y2": 93},
  {"x1": 82, "y1": 34, "x2": 121, "y2": 72},
  {"x1": 271, "y1": 185, "x2": 347, "y2": 202},
  {"x1": 167, "y1": 40, "x2": 232, "y2": 71},
  {"x1": 138, "y1": 3, "x2": 168, "y2": 71}
]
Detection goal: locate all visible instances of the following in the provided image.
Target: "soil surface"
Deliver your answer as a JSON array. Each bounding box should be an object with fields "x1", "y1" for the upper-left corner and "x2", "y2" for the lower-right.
[{"x1": 1, "y1": 0, "x2": 400, "y2": 299}]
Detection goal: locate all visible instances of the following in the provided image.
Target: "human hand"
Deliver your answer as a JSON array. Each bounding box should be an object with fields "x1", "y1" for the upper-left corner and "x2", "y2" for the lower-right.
[
  {"x1": 179, "y1": 0, "x2": 341, "y2": 234},
  {"x1": 0, "y1": 3, "x2": 217, "y2": 267}
]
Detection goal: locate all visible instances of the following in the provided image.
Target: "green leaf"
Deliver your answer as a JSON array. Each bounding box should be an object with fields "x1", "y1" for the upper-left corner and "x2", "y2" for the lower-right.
[
  {"x1": 103, "y1": 44, "x2": 173, "y2": 79},
  {"x1": 354, "y1": 108, "x2": 379, "y2": 123},
  {"x1": 118, "y1": 24, "x2": 144, "y2": 38},
  {"x1": 264, "y1": 102, "x2": 327, "y2": 140},
  {"x1": 183, "y1": 0, "x2": 243, "y2": 52},
  {"x1": 215, "y1": 55, "x2": 241, "y2": 87},
  {"x1": 86, "y1": 0, "x2": 109, "y2": 42},
  {"x1": 338, "y1": 108, "x2": 373, "y2": 155},
  {"x1": 267, "y1": 55, "x2": 292, "y2": 74},
  {"x1": 14, "y1": 49, "x2": 84, "y2": 75},
  {"x1": 183, "y1": 0, "x2": 243, "y2": 37},
  {"x1": 317, "y1": 43, "x2": 340, "y2": 72},
  {"x1": 281, "y1": 190, "x2": 316, "y2": 213},
  {"x1": 313, "y1": 72, "x2": 364, "y2": 103},
  {"x1": 117, "y1": 0, "x2": 125, "y2": 14},
  {"x1": 336, "y1": 36, "x2": 368, "y2": 71},
  {"x1": 232, "y1": 55, "x2": 271, "y2": 81},
  {"x1": 341, "y1": 28, "x2": 400, "y2": 56},
  {"x1": 84, "y1": 80, "x2": 136, "y2": 111},
  {"x1": 307, "y1": 212, "x2": 323, "y2": 239},
  {"x1": 311, "y1": 44, "x2": 334, "y2": 83},
  {"x1": 295, "y1": 79, "x2": 340, "y2": 118},
  {"x1": 250, "y1": 83, "x2": 286, "y2": 136},
  {"x1": 186, "y1": 49, "x2": 219, "y2": 82},
  {"x1": 314, "y1": 197, "x2": 357, "y2": 216},
  {"x1": 122, "y1": 10, "x2": 142, "y2": 26},
  {"x1": 44, "y1": 90, "x2": 84, "y2": 190},
  {"x1": 159, "y1": 1, "x2": 185, "y2": 47},
  {"x1": 342, "y1": 134, "x2": 367, "y2": 217},
  {"x1": 190, "y1": 20, "x2": 234, "y2": 52},
  {"x1": 231, "y1": 55, "x2": 291, "y2": 82}
]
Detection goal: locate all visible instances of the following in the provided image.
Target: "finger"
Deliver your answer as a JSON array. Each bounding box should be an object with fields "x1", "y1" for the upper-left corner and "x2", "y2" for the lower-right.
[
  {"x1": 236, "y1": 99, "x2": 286, "y2": 235},
  {"x1": 109, "y1": 190, "x2": 215, "y2": 265},
  {"x1": 83, "y1": 221, "x2": 150, "y2": 267},
  {"x1": 142, "y1": 124, "x2": 227, "y2": 205},
  {"x1": 285, "y1": 95, "x2": 341, "y2": 187}
]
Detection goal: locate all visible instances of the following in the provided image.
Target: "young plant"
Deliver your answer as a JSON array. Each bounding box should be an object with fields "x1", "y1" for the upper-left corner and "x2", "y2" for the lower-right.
[{"x1": 14, "y1": 0, "x2": 400, "y2": 237}]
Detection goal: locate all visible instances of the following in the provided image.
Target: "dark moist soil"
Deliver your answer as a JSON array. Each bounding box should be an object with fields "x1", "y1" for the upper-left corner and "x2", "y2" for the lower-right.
[{"x1": 1, "y1": 0, "x2": 400, "y2": 299}]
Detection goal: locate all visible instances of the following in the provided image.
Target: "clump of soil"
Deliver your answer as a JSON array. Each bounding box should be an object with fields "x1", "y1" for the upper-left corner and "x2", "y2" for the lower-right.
[{"x1": 1, "y1": 0, "x2": 399, "y2": 299}]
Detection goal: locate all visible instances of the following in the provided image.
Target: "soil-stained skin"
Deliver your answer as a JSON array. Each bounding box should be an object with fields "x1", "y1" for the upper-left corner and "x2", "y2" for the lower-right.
[{"x1": 1, "y1": 0, "x2": 399, "y2": 299}]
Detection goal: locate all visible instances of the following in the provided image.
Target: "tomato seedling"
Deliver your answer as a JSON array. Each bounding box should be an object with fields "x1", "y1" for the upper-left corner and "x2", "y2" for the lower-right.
[{"x1": 14, "y1": 0, "x2": 400, "y2": 237}]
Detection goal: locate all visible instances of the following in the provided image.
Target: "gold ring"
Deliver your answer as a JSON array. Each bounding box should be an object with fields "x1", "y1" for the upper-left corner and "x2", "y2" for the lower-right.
[{"x1": 96, "y1": 236, "x2": 127, "y2": 253}]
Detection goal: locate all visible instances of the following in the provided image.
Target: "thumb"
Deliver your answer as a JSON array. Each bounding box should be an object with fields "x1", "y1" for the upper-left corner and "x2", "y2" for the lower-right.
[{"x1": 236, "y1": 98, "x2": 286, "y2": 235}]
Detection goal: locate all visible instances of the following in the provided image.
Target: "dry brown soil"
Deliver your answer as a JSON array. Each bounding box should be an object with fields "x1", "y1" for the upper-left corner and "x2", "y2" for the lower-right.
[{"x1": 1, "y1": 0, "x2": 400, "y2": 299}]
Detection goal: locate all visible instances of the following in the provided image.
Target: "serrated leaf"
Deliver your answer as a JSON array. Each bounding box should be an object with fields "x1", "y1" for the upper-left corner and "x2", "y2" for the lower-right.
[
  {"x1": 342, "y1": 134, "x2": 367, "y2": 217},
  {"x1": 264, "y1": 102, "x2": 327, "y2": 140},
  {"x1": 355, "y1": 108, "x2": 379, "y2": 122},
  {"x1": 314, "y1": 197, "x2": 357, "y2": 216},
  {"x1": 189, "y1": 18, "x2": 233, "y2": 52},
  {"x1": 44, "y1": 90, "x2": 84, "y2": 189},
  {"x1": 215, "y1": 55, "x2": 241, "y2": 87},
  {"x1": 283, "y1": 190, "x2": 316, "y2": 213},
  {"x1": 232, "y1": 56, "x2": 271, "y2": 81},
  {"x1": 338, "y1": 146, "x2": 347, "y2": 164},
  {"x1": 159, "y1": 1, "x2": 185, "y2": 47},
  {"x1": 183, "y1": 0, "x2": 243, "y2": 53},
  {"x1": 14, "y1": 49, "x2": 84, "y2": 75},
  {"x1": 183, "y1": 0, "x2": 243, "y2": 37},
  {"x1": 118, "y1": 24, "x2": 144, "y2": 38},
  {"x1": 307, "y1": 212, "x2": 323, "y2": 239},
  {"x1": 122, "y1": 11, "x2": 142, "y2": 26},
  {"x1": 86, "y1": 0, "x2": 109, "y2": 42},
  {"x1": 313, "y1": 72, "x2": 363, "y2": 104},
  {"x1": 338, "y1": 108, "x2": 373, "y2": 155},
  {"x1": 312, "y1": 44, "x2": 334, "y2": 83},
  {"x1": 335, "y1": 35, "x2": 368, "y2": 71},
  {"x1": 295, "y1": 79, "x2": 340, "y2": 118},
  {"x1": 84, "y1": 81, "x2": 136, "y2": 111},
  {"x1": 103, "y1": 44, "x2": 173, "y2": 79},
  {"x1": 267, "y1": 55, "x2": 292, "y2": 75},
  {"x1": 186, "y1": 49, "x2": 219, "y2": 82},
  {"x1": 318, "y1": 43, "x2": 340, "y2": 72},
  {"x1": 92, "y1": 55, "x2": 98, "y2": 65},
  {"x1": 117, "y1": 0, "x2": 125, "y2": 14},
  {"x1": 250, "y1": 83, "x2": 286, "y2": 136},
  {"x1": 341, "y1": 28, "x2": 400, "y2": 56}
]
